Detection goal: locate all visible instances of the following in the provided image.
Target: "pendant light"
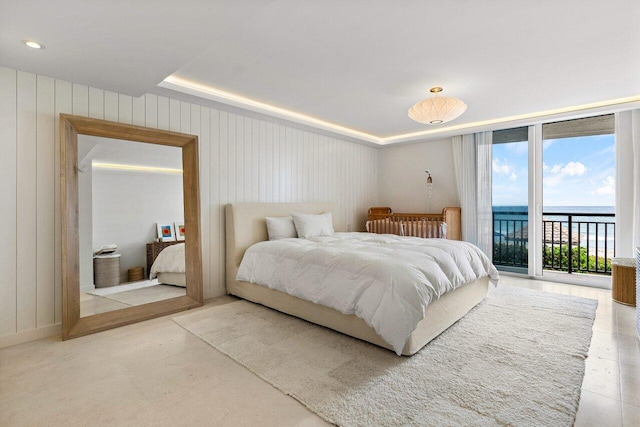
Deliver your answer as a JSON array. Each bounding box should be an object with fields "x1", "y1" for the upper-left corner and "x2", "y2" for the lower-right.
[{"x1": 408, "y1": 87, "x2": 467, "y2": 125}]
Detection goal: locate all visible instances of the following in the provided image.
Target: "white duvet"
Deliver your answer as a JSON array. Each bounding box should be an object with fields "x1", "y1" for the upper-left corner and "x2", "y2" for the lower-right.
[
  {"x1": 150, "y1": 243, "x2": 185, "y2": 279},
  {"x1": 237, "y1": 232, "x2": 499, "y2": 355}
]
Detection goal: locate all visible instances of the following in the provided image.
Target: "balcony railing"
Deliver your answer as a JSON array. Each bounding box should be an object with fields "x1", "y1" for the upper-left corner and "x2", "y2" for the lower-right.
[{"x1": 492, "y1": 211, "x2": 615, "y2": 275}]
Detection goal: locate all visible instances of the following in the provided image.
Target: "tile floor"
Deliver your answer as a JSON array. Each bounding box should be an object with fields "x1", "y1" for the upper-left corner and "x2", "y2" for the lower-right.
[
  {"x1": 500, "y1": 275, "x2": 640, "y2": 426},
  {"x1": 80, "y1": 284, "x2": 186, "y2": 317},
  {"x1": 1, "y1": 276, "x2": 638, "y2": 426}
]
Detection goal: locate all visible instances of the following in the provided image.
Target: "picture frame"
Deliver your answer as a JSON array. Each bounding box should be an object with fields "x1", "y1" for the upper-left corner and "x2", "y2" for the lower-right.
[
  {"x1": 156, "y1": 222, "x2": 176, "y2": 242},
  {"x1": 175, "y1": 222, "x2": 186, "y2": 241}
]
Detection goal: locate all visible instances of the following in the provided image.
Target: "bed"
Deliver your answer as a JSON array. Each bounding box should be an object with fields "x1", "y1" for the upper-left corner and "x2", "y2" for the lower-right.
[
  {"x1": 149, "y1": 242, "x2": 186, "y2": 287},
  {"x1": 226, "y1": 203, "x2": 497, "y2": 356}
]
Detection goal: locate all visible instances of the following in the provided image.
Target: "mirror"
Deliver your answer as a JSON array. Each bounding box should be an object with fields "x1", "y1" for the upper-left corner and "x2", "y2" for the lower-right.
[
  {"x1": 61, "y1": 114, "x2": 203, "y2": 339},
  {"x1": 78, "y1": 136, "x2": 187, "y2": 317}
]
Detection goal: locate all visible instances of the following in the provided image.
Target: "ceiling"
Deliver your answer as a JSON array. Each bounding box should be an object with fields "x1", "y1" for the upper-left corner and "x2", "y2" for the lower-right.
[
  {"x1": 2, "y1": 1, "x2": 639, "y2": 144},
  {"x1": 79, "y1": 135, "x2": 182, "y2": 170}
]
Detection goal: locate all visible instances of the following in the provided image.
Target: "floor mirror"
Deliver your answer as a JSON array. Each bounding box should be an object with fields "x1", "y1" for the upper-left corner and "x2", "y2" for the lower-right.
[{"x1": 60, "y1": 114, "x2": 203, "y2": 340}]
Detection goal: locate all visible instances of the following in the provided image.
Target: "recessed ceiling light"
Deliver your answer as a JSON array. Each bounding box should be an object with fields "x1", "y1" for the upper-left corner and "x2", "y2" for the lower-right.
[{"x1": 22, "y1": 40, "x2": 44, "y2": 49}]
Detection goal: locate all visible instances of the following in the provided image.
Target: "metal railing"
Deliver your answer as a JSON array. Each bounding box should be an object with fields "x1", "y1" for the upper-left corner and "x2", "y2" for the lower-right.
[
  {"x1": 492, "y1": 211, "x2": 615, "y2": 275},
  {"x1": 493, "y1": 212, "x2": 528, "y2": 269}
]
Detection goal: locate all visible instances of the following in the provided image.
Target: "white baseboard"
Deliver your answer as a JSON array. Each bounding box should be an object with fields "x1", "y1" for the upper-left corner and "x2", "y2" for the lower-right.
[
  {"x1": 80, "y1": 283, "x2": 96, "y2": 293},
  {"x1": 498, "y1": 270, "x2": 612, "y2": 289},
  {"x1": 539, "y1": 271, "x2": 612, "y2": 289},
  {"x1": 0, "y1": 324, "x2": 61, "y2": 349}
]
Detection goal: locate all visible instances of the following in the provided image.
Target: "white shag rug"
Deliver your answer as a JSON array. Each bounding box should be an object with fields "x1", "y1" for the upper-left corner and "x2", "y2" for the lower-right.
[{"x1": 173, "y1": 285, "x2": 597, "y2": 427}]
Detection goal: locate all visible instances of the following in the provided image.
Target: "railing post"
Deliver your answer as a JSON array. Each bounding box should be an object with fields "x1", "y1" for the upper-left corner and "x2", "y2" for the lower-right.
[
  {"x1": 492, "y1": 211, "x2": 495, "y2": 260},
  {"x1": 604, "y1": 223, "x2": 608, "y2": 274},
  {"x1": 567, "y1": 215, "x2": 573, "y2": 274}
]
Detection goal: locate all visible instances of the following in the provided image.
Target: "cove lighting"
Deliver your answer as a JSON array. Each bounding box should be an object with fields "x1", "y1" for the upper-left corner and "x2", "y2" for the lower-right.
[
  {"x1": 22, "y1": 40, "x2": 44, "y2": 49},
  {"x1": 385, "y1": 95, "x2": 640, "y2": 144},
  {"x1": 93, "y1": 162, "x2": 183, "y2": 174},
  {"x1": 160, "y1": 76, "x2": 640, "y2": 145},
  {"x1": 160, "y1": 76, "x2": 382, "y2": 144}
]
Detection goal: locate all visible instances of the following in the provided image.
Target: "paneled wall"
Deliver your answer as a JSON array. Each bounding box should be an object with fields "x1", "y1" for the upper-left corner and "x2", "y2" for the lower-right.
[{"x1": 0, "y1": 66, "x2": 378, "y2": 347}]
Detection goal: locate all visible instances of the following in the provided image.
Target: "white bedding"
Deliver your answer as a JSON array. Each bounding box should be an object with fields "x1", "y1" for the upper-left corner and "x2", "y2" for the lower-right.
[
  {"x1": 237, "y1": 232, "x2": 499, "y2": 355},
  {"x1": 150, "y1": 243, "x2": 186, "y2": 280}
]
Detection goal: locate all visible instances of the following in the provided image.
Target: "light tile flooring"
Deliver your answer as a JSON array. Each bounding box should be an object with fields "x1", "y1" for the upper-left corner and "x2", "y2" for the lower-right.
[
  {"x1": 500, "y1": 275, "x2": 640, "y2": 426},
  {"x1": 80, "y1": 285, "x2": 186, "y2": 317},
  {"x1": 1, "y1": 276, "x2": 638, "y2": 426}
]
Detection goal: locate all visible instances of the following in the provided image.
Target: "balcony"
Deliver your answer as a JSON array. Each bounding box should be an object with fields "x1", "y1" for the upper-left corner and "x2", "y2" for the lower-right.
[{"x1": 492, "y1": 210, "x2": 615, "y2": 275}]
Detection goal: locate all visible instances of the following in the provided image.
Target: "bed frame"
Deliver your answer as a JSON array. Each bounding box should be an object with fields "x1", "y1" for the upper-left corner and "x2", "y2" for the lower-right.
[{"x1": 225, "y1": 203, "x2": 488, "y2": 356}]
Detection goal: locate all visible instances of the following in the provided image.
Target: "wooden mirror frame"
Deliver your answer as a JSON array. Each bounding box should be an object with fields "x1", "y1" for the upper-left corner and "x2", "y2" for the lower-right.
[{"x1": 60, "y1": 114, "x2": 203, "y2": 340}]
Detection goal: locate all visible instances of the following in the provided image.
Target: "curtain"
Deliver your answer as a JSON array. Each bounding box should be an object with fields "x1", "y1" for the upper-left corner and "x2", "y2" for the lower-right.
[
  {"x1": 615, "y1": 110, "x2": 640, "y2": 257},
  {"x1": 452, "y1": 132, "x2": 493, "y2": 258},
  {"x1": 476, "y1": 132, "x2": 493, "y2": 257},
  {"x1": 452, "y1": 135, "x2": 476, "y2": 245}
]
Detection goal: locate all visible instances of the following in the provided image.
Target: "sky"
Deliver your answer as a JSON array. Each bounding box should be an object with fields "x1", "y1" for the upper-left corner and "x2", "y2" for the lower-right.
[{"x1": 492, "y1": 134, "x2": 615, "y2": 207}]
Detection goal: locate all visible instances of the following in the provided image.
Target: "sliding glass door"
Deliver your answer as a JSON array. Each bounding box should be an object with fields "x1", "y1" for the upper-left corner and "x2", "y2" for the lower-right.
[
  {"x1": 491, "y1": 115, "x2": 615, "y2": 282},
  {"x1": 492, "y1": 127, "x2": 530, "y2": 274},
  {"x1": 541, "y1": 115, "x2": 615, "y2": 279}
]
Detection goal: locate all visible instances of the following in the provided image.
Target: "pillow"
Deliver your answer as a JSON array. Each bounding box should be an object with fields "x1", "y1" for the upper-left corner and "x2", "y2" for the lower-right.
[
  {"x1": 265, "y1": 216, "x2": 298, "y2": 240},
  {"x1": 291, "y1": 212, "x2": 334, "y2": 238}
]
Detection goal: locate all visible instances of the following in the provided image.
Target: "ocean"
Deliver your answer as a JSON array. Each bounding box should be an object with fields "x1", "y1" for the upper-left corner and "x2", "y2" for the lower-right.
[{"x1": 493, "y1": 205, "x2": 614, "y2": 221}]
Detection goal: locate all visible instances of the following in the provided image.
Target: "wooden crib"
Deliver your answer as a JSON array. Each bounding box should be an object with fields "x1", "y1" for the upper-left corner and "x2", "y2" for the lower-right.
[{"x1": 366, "y1": 207, "x2": 461, "y2": 240}]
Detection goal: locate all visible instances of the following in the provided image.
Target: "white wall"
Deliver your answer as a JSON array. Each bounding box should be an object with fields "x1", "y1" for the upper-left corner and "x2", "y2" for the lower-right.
[
  {"x1": 0, "y1": 65, "x2": 379, "y2": 347},
  {"x1": 92, "y1": 169, "x2": 184, "y2": 282},
  {"x1": 78, "y1": 166, "x2": 93, "y2": 291},
  {"x1": 615, "y1": 110, "x2": 638, "y2": 258},
  {"x1": 378, "y1": 138, "x2": 459, "y2": 213}
]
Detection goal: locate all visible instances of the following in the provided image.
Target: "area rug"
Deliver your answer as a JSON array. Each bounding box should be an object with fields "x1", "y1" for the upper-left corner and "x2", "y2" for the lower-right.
[{"x1": 173, "y1": 285, "x2": 597, "y2": 426}]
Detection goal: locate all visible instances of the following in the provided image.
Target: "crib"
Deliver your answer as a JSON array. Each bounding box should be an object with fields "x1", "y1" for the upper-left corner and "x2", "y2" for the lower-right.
[{"x1": 366, "y1": 207, "x2": 461, "y2": 240}]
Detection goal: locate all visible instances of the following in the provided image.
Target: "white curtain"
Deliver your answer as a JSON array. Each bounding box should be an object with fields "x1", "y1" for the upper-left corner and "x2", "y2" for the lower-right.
[
  {"x1": 452, "y1": 132, "x2": 493, "y2": 258},
  {"x1": 615, "y1": 109, "x2": 640, "y2": 257},
  {"x1": 452, "y1": 134, "x2": 476, "y2": 244},
  {"x1": 476, "y1": 132, "x2": 493, "y2": 256}
]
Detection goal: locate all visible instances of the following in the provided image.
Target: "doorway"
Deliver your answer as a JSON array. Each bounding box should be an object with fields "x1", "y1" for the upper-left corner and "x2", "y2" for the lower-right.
[{"x1": 491, "y1": 114, "x2": 615, "y2": 283}]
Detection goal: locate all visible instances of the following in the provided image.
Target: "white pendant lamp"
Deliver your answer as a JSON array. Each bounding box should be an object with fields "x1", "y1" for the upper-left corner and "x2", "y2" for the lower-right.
[{"x1": 408, "y1": 87, "x2": 467, "y2": 125}]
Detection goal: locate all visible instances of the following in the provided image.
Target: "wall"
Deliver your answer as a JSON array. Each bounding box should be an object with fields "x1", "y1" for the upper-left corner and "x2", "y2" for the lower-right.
[
  {"x1": 92, "y1": 169, "x2": 184, "y2": 282},
  {"x1": 0, "y1": 66, "x2": 378, "y2": 347},
  {"x1": 78, "y1": 164, "x2": 93, "y2": 292},
  {"x1": 378, "y1": 138, "x2": 459, "y2": 213}
]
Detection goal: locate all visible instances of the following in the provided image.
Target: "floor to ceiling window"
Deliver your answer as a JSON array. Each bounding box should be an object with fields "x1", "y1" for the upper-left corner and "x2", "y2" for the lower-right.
[
  {"x1": 491, "y1": 114, "x2": 615, "y2": 284},
  {"x1": 541, "y1": 115, "x2": 615, "y2": 278},
  {"x1": 492, "y1": 127, "x2": 529, "y2": 274}
]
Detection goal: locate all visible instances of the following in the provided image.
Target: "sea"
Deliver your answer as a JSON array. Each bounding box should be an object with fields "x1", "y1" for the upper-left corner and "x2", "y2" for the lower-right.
[
  {"x1": 492, "y1": 206, "x2": 615, "y2": 256},
  {"x1": 493, "y1": 206, "x2": 615, "y2": 222}
]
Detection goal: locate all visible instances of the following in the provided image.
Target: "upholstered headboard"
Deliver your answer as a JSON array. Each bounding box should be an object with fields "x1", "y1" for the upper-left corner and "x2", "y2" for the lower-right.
[{"x1": 225, "y1": 203, "x2": 337, "y2": 291}]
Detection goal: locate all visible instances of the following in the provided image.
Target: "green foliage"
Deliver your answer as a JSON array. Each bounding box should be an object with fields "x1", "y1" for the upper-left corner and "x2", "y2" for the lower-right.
[
  {"x1": 493, "y1": 242, "x2": 611, "y2": 274},
  {"x1": 493, "y1": 242, "x2": 528, "y2": 266},
  {"x1": 542, "y1": 245, "x2": 611, "y2": 273}
]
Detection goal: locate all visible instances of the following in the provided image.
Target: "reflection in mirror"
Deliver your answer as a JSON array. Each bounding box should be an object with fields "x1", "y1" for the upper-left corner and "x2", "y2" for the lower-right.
[{"x1": 77, "y1": 136, "x2": 186, "y2": 317}]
